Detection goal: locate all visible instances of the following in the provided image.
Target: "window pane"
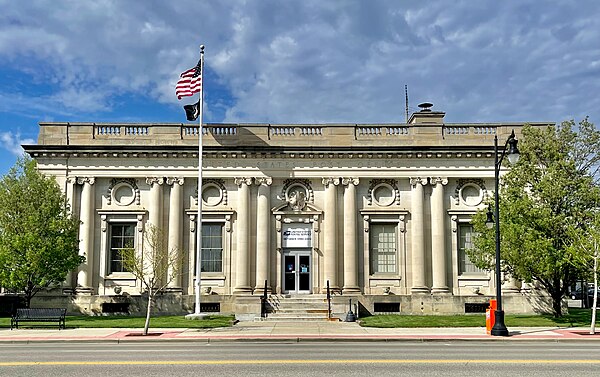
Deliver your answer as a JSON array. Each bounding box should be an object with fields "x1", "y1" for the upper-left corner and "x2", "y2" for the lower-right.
[
  {"x1": 109, "y1": 223, "x2": 135, "y2": 273},
  {"x1": 370, "y1": 224, "x2": 397, "y2": 274},
  {"x1": 123, "y1": 225, "x2": 134, "y2": 237},
  {"x1": 197, "y1": 224, "x2": 223, "y2": 273},
  {"x1": 459, "y1": 224, "x2": 484, "y2": 274}
]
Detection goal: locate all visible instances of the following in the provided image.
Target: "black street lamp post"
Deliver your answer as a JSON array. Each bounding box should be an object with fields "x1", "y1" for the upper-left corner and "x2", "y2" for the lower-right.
[{"x1": 486, "y1": 130, "x2": 520, "y2": 337}]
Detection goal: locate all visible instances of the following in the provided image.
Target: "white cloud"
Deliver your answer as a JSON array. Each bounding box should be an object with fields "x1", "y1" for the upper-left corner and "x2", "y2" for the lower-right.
[
  {"x1": 0, "y1": 131, "x2": 35, "y2": 156},
  {"x1": 0, "y1": 0, "x2": 599, "y2": 125}
]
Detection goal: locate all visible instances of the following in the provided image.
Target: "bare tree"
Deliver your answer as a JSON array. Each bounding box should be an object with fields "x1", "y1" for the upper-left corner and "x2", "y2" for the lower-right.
[{"x1": 122, "y1": 224, "x2": 182, "y2": 335}]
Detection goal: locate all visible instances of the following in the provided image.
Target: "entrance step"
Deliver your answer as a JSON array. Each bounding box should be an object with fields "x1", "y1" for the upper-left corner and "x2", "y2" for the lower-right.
[{"x1": 261, "y1": 295, "x2": 332, "y2": 321}]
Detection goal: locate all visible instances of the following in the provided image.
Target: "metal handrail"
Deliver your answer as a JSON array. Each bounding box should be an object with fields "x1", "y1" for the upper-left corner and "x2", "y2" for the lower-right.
[
  {"x1": 260, "y1": 280, "x2": 268, "y2": 318},
  {"x1": 326, "y1": 280, "x2": 331, "y2": 319}
]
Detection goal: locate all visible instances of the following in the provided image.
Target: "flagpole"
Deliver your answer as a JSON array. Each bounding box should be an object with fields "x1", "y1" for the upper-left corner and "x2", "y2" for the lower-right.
[{"x1": 194, "y1": 45, "x2": 205, "y2": 317}]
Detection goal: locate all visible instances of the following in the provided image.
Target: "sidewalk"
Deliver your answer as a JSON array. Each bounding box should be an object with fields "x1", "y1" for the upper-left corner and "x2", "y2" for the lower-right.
[{"x1": 2, "y1": 321, "x2": 600, "y2": 343}]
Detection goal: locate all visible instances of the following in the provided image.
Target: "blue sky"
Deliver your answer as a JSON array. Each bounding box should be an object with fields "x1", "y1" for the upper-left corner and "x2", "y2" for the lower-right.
[{"x1": 1, "y1": 1, "x2": 600, "y2": 175}]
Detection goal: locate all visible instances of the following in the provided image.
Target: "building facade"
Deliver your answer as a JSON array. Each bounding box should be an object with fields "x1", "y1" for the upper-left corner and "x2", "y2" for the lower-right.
[{"x1": 25, "y1": 106, "x2": 552, "y2": 318}]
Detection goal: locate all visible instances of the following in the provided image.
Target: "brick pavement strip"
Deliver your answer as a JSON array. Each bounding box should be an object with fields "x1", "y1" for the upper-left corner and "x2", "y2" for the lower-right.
[{"x1": 1, "y1": 324, "x2": 600, "y2": 342}]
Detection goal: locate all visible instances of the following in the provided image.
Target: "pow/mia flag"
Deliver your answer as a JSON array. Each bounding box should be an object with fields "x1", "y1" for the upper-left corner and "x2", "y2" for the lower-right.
[{"x1": 184, "y1": 100, "x2": 200, "y2": 121}]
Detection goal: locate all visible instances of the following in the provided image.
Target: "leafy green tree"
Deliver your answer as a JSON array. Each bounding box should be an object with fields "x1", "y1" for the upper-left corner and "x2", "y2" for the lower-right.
[
  {"x1": 122, "y1": 224, "x2": 182, "y2": 335},
  {"x1": 0, "y1": 157, "x2": 83, "y2": 307},
  {"x1": 469, "y1": 120, "x2": 600, "y2": 317}
]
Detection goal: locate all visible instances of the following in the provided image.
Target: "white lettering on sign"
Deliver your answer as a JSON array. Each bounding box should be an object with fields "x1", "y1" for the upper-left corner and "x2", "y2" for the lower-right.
[{"x1": 282, "y1": 224, "x2": 312, "y2": 248}]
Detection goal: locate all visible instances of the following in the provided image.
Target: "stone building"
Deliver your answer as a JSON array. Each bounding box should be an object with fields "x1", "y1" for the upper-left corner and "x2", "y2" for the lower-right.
[{"x1": 24, "y1": 105, "x2": 552, "y2": 318}]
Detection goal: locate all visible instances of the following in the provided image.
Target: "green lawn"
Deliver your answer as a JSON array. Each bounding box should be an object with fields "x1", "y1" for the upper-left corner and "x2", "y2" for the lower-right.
[
  {"x1": 1, "y1": 309, "x2": 598, "y2": 329},
  {"x1": 0, "y1": 314, "x2": 235, "y2": 329},
  {"x1": 359, "y1": 309, "x2": 598, "y2": 328}
]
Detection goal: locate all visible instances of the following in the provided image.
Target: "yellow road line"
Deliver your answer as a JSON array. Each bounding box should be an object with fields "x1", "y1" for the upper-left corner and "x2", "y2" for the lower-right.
[{"x1": 1, "y1": 359, "x2": 600, "y2": 366}]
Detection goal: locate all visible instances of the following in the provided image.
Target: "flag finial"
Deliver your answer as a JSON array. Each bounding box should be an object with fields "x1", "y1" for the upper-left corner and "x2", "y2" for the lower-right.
[{"x1": 200, "y1": 45, "x2": 205, "y2": 53}]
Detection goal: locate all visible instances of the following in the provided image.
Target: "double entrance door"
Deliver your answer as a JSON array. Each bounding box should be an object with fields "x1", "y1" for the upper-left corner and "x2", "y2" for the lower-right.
[{"x1": 283, "y1": 249, "x2": 311, "y2": 294}]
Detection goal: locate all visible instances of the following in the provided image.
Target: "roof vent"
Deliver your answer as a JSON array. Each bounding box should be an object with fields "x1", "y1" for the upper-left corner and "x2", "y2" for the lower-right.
[{"x1": 418, "y1": 102, "x2": 433, "y2": 112}]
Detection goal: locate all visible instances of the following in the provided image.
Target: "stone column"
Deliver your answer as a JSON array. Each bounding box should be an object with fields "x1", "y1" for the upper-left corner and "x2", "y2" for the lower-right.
[
  {"x1": 146, "y1": 177, "x2": 164, "y2": 230},
  {"x1": 342, "y1": 177, "x2": 360, "y2": 293},
  {"x1": 76, "y1": 177, "x2": 95, "y2": 292},
  {"x1": 410, "y1": 177, "x2": 429, "y2": 294},
  {"x1": 65, "y1": 177, "x2": 77, "y2": 291},
  {"x1": 322, "y1": 177, "x2": 340, "y2": 291},
  {"x1": 234, "y1": 177, "x2": 252, "y2": 293},
  {"x1": 430, "y1": 177, "x2": 449, "y2": 294},
  {"x1": 65, "y1": 176, "x2": 76, "y2": 210},
  {"x1": 254, "y1": 177, "x2": 272, "y2": 293},
  {"x1": 166, "y1": 177, "x2": 184, "y2": 291}
]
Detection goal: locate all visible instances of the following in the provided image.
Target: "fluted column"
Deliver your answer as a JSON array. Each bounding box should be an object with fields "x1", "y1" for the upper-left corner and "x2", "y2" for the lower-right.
[
  {"x1": 146, "y1": 177, "x2": 164, "y2": 230},
  {"x1": 410, "y1": 177, "x2": 429, "y2": 294},
  {"x1": 342, "y1": 177, "x2": 360, "y2": 293},
  {"x1": 234, "y1": 177, "x2": 252, "y2": 293},
  {"x1": 166, "y1": 177, "x2": 184, "y2": 290},
  {"x1": 430, "y1": 177, "x2": 449, "y2": 294},
  {"x1": 323, "y1": 177, "x2": 340, "y2": 291},
  {"x1": 255, "y1": 177, "x2": 272, "y2": 293},
  {"x1": 76, "y1": 177, "x2": 95, "y2": 292}
]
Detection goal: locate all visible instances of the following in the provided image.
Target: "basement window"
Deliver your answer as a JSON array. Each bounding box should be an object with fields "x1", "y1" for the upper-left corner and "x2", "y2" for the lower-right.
[
  {"x1": 101, "y1": 303, "x2": 130, "y2": 314},
  {"x1": 200, "y1": 303, "x2": 220, "y2": 313},
  {"x1": 373, "y1": 302, "x2": 400, "y2": 314},
  {"x1": 464, "y1": 303, "x2": 488, "y2": 313}
]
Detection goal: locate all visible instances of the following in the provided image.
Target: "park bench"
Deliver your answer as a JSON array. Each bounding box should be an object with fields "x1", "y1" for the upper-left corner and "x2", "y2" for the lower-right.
[{"x1": 10, "y1": 308, "x2": 67, "y2": 330}]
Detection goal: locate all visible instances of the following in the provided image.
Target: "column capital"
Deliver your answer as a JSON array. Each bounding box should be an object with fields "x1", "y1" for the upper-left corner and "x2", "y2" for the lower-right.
[
  {"x1": 254, "y1": 177, "x2": 273, "y2": 186},
  {"x1": 322, "y1": 177, "x2": 340, "y2": 187},
  {"x1": 341, "y1": 177, "x2": 359, "y2": 186},
  {"x1": 146, "y1": 177, "x2": 165, "y2": 186},
  {"x1": 77, "y1": 177, "x2": 95, "y2": 185},
  {"x1": 166, "y1": 177, "x2": 184, "y2": 186},
  {"x1": 409, "y1": 177, "x2": 427, "y2": 187},
  {"x1": 429, "y1": 177, "x2": 449, "y2": 187},
  {"x1": 234, "y1": 177, "x2": 253, "y2": 186}
]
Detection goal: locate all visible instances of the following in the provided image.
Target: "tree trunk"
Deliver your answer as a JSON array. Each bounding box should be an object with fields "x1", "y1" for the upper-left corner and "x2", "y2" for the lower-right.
[
  {"x1": 25, "y1": 280, "x2": 33, "y2": 308},
  {"x1": 551, "y1": 291, "x2": 563, "y2": 318},
  {"x1": 143, "y1": 289, "x2": 153, "y2": 336},
  {"x1": 25, "y1": 289, "x2": 33, "y2": 309}
]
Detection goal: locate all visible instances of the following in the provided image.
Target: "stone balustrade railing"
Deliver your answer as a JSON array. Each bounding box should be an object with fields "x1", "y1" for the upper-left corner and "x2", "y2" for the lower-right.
[{"x1": 36, "y1": 122, "x2": 546, "y2": 148}]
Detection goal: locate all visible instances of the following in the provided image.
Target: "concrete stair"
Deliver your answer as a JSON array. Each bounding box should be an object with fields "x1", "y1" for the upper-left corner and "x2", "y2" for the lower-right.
[{"x1": 260, "y1": 294, "x2": 333, "y2": 321}]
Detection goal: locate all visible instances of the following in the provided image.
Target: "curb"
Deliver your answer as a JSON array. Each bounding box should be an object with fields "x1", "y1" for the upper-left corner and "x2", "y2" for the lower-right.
[{"x1": 0, "y1": 335, "x2": 598, "y2": 344}]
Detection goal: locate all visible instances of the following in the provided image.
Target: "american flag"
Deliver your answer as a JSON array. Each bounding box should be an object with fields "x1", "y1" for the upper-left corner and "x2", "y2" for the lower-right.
[{"x1": 176, "y1": 60, "x2": 202, "y2": 99}]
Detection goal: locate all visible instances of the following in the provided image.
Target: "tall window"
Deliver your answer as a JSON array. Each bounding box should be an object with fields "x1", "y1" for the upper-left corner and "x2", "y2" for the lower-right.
[
  {"x1": 458, "y1": 223, "x2": 484, "y2": 274},
  {"x1": 200, "y1": 224, "x2": 223, "y2": 273},
  {"x1": 109, "y1": 223, "x2": 135, "y2": 273},
  {"x1": 370, "y1": 224, "x2": 397, "y2": 274}
]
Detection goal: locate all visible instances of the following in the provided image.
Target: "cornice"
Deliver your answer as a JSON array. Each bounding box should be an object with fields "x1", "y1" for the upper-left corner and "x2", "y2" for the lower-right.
[{"x1": 26, "y1": 146, "x2": 496, "y2": 160}]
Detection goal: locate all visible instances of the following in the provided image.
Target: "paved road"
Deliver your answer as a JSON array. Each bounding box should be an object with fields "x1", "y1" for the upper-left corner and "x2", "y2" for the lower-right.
[{"x1": 1, "y1": 341, "x2": 599, "y2": 377}]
